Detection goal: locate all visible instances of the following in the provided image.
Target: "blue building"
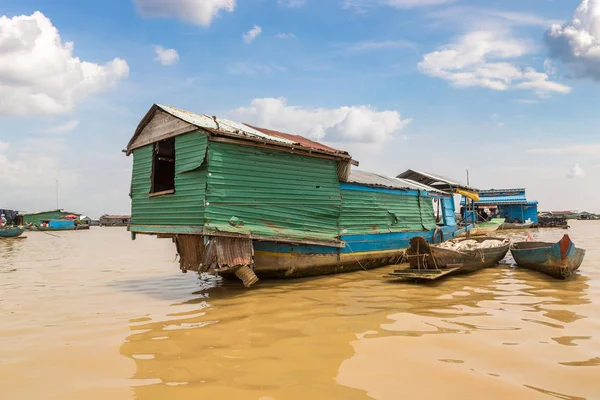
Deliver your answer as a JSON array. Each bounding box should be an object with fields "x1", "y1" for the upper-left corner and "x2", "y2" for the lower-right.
[{"x1": 467, "y1": 188, "x2": 538, "y2": 224}]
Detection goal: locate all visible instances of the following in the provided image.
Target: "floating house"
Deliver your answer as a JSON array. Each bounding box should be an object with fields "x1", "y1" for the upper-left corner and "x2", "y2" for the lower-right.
[
  {"x1": 23, "y1": 209, "x2": 80, "y2": 225},
  {"x1": 125, "y1": 104, "x2": 477, "y2": 286},
  {"x1": 99, "y1": 215, "x2": 131, "y2": 226},
  {"x1": 464, "y1": 188, "x2": 538, "y2": 224}
]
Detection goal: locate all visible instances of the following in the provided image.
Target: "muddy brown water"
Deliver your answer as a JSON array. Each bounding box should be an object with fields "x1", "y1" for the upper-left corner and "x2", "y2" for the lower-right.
[{"x1": 1, "y1": 221, "x2": 598, "y2": 399}]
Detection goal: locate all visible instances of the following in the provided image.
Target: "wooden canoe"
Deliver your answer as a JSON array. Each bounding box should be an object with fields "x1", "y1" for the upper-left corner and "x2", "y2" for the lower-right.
[
  {"x1": 387, "y1": 236, "x2": 510, "y2": 281},
  {"x1": 510, "y1": 234, "x2": 585, "y2": 279},
  {"x1": 497, "y1": 222, "x2": 534, "y2": 230},
  {"x1": 0, "y1": 226, "x2": 25, "y2": 238}
]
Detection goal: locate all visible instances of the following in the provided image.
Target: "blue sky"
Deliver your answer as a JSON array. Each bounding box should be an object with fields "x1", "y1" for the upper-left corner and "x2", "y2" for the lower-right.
[{"x1": 0, "y1": 0, "x2": 599, "y2": 217}]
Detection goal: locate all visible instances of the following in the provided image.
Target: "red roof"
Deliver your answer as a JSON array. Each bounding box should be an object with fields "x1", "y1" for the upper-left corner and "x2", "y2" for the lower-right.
[
  {"x1": 550, "y1": 211, "x2": 573, "y2": 215},
  {"x1": 246, "y1": 125, "x2": 348, "y2": 155}
]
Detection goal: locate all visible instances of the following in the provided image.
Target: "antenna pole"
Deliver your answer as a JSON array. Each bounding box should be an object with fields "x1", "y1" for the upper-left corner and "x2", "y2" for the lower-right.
[{"x1": 56, "y1": 179, "x2": 59, "y2": 209}]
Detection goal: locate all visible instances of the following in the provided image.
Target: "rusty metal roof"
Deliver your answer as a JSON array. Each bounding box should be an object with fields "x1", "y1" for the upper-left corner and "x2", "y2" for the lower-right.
[
  {"x1": 246, "y1": 125, "x2": 348, "y2": 155},
  {"x1": 127, "y1": 104, "x2": 353, "y2": 161}
]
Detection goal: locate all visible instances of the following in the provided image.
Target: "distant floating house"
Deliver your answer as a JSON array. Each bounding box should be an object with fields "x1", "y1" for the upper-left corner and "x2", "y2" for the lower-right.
[
  {"x1": 465, "y1": 188, "x2": 538, "y2": 223},
  {"x1": 23, "y1": 209, "x2": 80, "y2": 225},
  {"x1": 99, "y1": 215, "x2": 131, "y2": 226}
]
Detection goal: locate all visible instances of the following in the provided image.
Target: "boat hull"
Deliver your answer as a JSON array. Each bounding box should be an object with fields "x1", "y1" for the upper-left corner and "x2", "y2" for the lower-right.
[
  {"x1": 510, "y1": 235, "x2": 585, "y2": 279},
  {"x1": 224, "y1": 226, "x2": 471, "y2": 279},
  {"x1": 252, "y1": 248, "x2": 405, "y2": 278},
  {"x1": 406, "y1": 236, "x2": 510, "y2": 275},
  {"x1": 0, "y1": 227, "x2": 25, "y2": 238},
  {"x1": 498, "y1": 222, "x2": 534, "y2": 230}
]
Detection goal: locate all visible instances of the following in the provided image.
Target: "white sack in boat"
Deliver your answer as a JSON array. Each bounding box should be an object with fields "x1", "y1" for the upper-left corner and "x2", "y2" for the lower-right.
[{"x1": 438, "y1": 239, "x2": 504, "y2": 250}]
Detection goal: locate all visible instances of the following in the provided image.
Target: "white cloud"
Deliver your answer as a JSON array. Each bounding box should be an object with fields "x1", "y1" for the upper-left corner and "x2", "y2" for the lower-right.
[
  {"x1": 428, "y1": 7, "x2": 561, "y2": 29},
  {"x1": 228, "y1": 97, "x2": 410, "y2": 145},
  {"x1": 567, "y1": 163, "x2": 585, "y2": 179},
  {"x1": 545, "y1": 0, "x2": 600, "y2": 81},
  {"x1": 154, "y1": 45, "x2": 179, "y2": 65},
  {"x1": 134, "y1": 0, "x2": 235, "y2": 27},
  {"x1": 386, "y1": 0, "x2": 454, "y2": 7},
  {"x1": 344, "y1": 0, "x2": 453, "y2": 13},
  {"x1": 45, "y1": 120, "x2": 79, "y2": 134},
  {"x1": 278, "y1": 0, "x2": 306, "y2": 7},
  {"x1": 226, "y1": 62, "x2": 287, "y2": 75},
  {"x1": 243, "y1": 25, "x2": 262, "y2": 44},
  {"x1": 0, "y1": 12, "x2": 129, "y2": 116},
  {"x1": 347, "y1": 40, "x2": 416, "y2": 52},
  {"x1": 418, "y1": 30, "x2": 571, "y2": 96},
  {"x1": 0, "y1": 142, "x2": 8, "y2": 152},
  {"x1": 275, "y1": 33, "x2": 297, "y2": 39},
  {"x1": 528, "y1": 143, "x2": 600, "y2": 156}
]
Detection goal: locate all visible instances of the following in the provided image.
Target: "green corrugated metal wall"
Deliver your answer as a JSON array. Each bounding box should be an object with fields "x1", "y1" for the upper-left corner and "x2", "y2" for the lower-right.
[
  {"x1": 130, "y1": 131, "x2": 207, "y2": 226},
  {"x1": 23, "y1": 211, "x2": 71, "y2": 225},
  {"x1": 339, "y1": 190, "x2": 436, "y2": 235},
  {"x1": 204, "y1": 141, "x2": 341, "y2": 242}
]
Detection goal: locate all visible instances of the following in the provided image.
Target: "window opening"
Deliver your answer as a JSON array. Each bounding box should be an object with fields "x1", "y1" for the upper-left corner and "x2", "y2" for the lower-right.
[{"x1": 151, "y1": 138, "x2": 175, "y2": 195}]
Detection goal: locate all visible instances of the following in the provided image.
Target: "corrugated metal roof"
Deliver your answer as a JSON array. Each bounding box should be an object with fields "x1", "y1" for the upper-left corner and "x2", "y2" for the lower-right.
[
  {"x1": 127, "y1": 104, "x2": 352, "y2": 160},
  {"x1": 246, "y1": 125, "x2": 347, "y2": 155},
  {"x1": 479, "y1": 188, "x2": 526, "y2": 194},
  {"x1": 347, "y1": 170, "x2": 449, "y2": 196},
  {"x1": 461, "y1": 194, "x2": 538, "y2": 205},
  {"x1": 396, "y1": 169, "x2": 477, "y2": 192},
  {"x1": 157, "y1": 104, "x2": 296, "y2": 145}
]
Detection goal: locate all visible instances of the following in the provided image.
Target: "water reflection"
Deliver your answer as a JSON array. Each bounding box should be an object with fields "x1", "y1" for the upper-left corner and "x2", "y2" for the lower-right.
[{"x1": 120, "y1": 262, "x2": 596, "y2": 399}]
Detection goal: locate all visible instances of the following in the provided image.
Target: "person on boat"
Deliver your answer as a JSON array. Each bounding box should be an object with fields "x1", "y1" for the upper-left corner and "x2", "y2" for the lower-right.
[{"x1": 0, "y1": 214, "x2": 6, "y2": 227}]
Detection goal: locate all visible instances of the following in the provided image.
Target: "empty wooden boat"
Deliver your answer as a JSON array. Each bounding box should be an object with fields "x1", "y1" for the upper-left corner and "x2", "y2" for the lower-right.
[
  {"x1": 497, "y1": 222, "x2": 534, "y2": 230},
  {"x1": 510, "y1": 234, "x2": 585, "y2": 279},
  {"x1": 385, "y1": 236, "x2": 510, "y2": 281}
]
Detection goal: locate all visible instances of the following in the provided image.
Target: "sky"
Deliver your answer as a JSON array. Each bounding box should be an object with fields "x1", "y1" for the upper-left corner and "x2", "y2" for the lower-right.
[{"x1": 0, "y1": 0, "x2": 599, "y2": 218}]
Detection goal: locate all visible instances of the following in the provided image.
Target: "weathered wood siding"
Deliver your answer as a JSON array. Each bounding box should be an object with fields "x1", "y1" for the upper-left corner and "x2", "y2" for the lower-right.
[{"x1": 131, "y1": 131, "x2": 207, "y2": 226}]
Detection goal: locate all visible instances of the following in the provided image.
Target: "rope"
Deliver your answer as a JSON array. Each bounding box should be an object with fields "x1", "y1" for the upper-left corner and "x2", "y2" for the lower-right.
[{"x1": 345, "y1": 242, "x2": 368, "y2": 271}]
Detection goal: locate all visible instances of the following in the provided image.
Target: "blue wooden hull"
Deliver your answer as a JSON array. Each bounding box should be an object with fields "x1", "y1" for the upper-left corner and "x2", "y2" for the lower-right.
[
  {"x1": 39, "y1": 219, "x2": 77, "y2": 231},
  {"x1": 0, "y1": 227, "x2": 25, "y2": 238},
  {"x1": 250, "y1": 225, "x2": 471, "y2": 278},
  {"x1": 510, "y1": 234, "x2": 585, "y2": 279}
]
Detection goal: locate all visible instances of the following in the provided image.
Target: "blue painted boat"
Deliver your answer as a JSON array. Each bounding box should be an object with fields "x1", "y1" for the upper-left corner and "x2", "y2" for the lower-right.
[
  {"x1": 38, "y1": 219, "x2": 77, "y2": 231},
  {"x1": 510, "y1": 234, "x2": 585, "y2": 279},
  {"x1": 0, "y1": 226, "x2": 25, "y2": 238}
]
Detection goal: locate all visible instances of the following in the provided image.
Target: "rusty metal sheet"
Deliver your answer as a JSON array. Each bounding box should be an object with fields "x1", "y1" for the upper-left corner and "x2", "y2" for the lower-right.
[
  {"x1": 203, "y1": 237, "x2": 253, "y2": 268},
  {"x1": 245, "y1": 124, "x2": 349, "y2": 155}
]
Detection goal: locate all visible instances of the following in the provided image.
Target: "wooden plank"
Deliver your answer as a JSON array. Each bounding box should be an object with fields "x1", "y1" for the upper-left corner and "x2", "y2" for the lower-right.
[
  {"x1": 385, "y1": 266, "x2": 461, "y2": 280},
  {"x1": 129, "y1": 109, "x2": 196, "y2": 150}
]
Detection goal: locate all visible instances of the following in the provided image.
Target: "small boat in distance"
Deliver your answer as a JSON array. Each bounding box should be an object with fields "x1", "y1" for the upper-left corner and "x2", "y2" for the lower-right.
[
  {"x1": 38, "y1": 219, "x2": 77, "y2": 231},
  {"x1": 0, "y1": 226, "x2": 26, "y2": 238},
  {"x1": 498, "y1": 221, "x2": 534, "y2": 230},
  {"x1": 510, "y1": 234, "x2": 585, "y2": 279},
  {"x1": 385, "y1": 236, "x2": 510, "y2": 281},
  {"x1": 471, "y1": 218, "x2": 505, "y2": 235}
]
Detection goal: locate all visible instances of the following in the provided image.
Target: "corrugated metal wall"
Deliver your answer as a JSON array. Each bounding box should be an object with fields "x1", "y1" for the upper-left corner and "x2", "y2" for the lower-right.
[
  {"x1": 499, "y1": 204, "x2": 538, "y2": 223},
  {"x1": 23, "y1": 211, "x2": 70, "y2": 225},
  {"x1": 339, "y1": 190, "x2": 436, "y2": 235},
  {"x1": 204, "y1": 141, "x2": 341, "y2": 242},
  {"x1": 442, "y1": 197, "x2": 457, "y2": 226},
  {"x1": 131, "y1": 131, "x2": 207, "y2": 226}
]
